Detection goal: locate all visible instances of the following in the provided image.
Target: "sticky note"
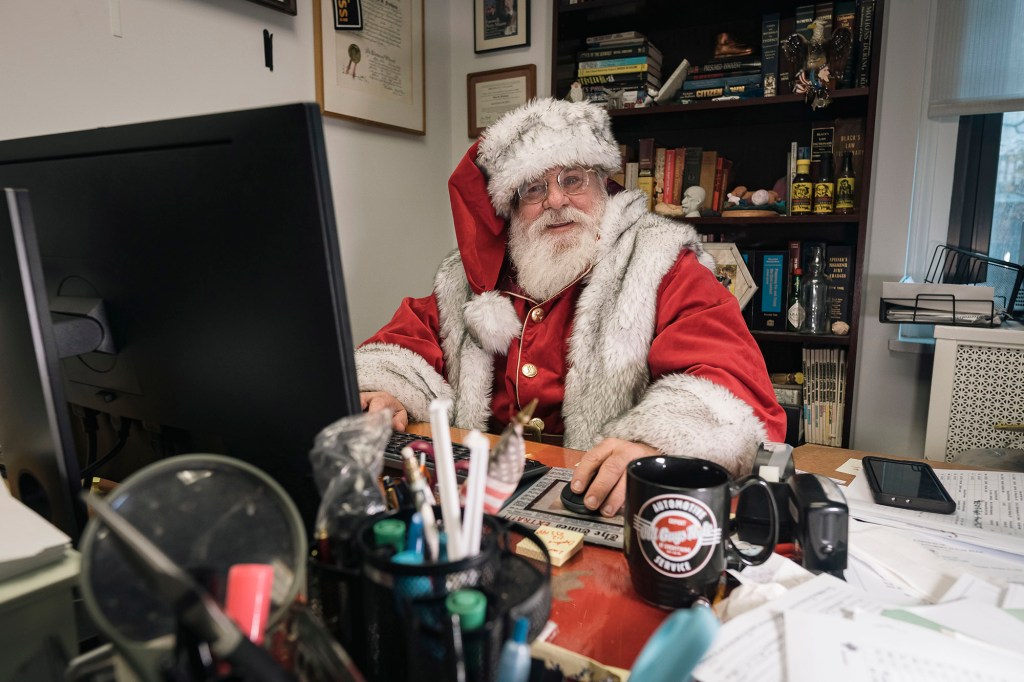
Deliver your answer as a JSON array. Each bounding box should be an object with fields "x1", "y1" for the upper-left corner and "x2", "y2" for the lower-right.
[{"x1": 515, "y1": 525, "x2": 584, "y2": 567}]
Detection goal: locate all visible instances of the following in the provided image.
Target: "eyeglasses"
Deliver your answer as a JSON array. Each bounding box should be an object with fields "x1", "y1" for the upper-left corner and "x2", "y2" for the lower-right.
[{"x1": 516, "y1": 168, "x2": 596, "y2": 205}]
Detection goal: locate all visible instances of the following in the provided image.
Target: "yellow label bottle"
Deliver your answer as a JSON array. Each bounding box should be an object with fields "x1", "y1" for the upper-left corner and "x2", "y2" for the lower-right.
[
  {"x1": 813, "y1": 151, "x2": 835, "y2": 214},
  {"x1": 791, "y1": 159, "x2": 813, "y2": 215}
]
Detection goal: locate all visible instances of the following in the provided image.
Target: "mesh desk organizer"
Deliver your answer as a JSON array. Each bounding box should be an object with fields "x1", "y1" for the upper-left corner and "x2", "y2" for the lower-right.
[
  {"x1": 308, "y1": 508, "x2": 552, "y2": 682},
  {"x1": 880, "y1": 244, "x2": 1024, "y2": 327}
]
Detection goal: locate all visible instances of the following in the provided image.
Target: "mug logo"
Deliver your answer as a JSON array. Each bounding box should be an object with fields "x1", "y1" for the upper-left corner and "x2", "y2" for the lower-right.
[{"x1": 633, "y1": 494, "x2": 721, "y2": 577}]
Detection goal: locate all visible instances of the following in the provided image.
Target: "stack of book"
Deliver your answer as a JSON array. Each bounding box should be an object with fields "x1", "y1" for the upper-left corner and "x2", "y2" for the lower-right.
[
  {"x1": 677, "y1": 56, "x2": 763, "y2": 102},
  {"x1": 576, "y1": 31, "x2": 663, "y2": 108},
  {"x1": 802, "y1": 347, "x2": 846, "y2": 447},
  {"x1": 628, "y1": 140, "x2": 734, "y2": 213}
]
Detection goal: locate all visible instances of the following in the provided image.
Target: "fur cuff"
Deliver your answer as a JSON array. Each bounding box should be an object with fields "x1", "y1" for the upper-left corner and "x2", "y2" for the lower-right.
[
  {"x1": 355, "y1": 343, "x2": 454, "y2": 423},
  {"x1": 601, "y1": 373, "x2": 767, "y2": 477},
  {"x1": 463, "y1": 291, "x2": 521, "y2": 354}
]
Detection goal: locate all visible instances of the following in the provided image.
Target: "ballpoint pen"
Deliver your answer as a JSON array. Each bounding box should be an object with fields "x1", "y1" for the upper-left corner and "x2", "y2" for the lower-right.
[{"x1": 401, "y1": 446, "x2": 440, "y2": 561}]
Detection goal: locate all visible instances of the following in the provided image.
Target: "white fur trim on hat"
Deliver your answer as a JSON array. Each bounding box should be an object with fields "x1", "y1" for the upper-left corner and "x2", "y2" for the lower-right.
[{"x1": 476, "y1": 98, "x2": 622, "y2": 217}]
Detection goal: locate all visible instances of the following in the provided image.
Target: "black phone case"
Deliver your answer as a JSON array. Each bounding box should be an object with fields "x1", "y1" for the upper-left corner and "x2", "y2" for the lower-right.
[{"x1": 862, "y1": 456, "x2": 957, "y2": 514}]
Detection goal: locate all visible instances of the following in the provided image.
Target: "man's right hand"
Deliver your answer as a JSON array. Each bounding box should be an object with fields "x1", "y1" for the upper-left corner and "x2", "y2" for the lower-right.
[{"x1": 359, "y1": 391, "x2": 409, "y2": 431}]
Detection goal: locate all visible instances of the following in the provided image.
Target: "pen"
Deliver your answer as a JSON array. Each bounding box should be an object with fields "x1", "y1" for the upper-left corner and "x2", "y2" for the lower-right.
[{"x1": 402, "y1": 446, "x2": 440, "y2": 562}]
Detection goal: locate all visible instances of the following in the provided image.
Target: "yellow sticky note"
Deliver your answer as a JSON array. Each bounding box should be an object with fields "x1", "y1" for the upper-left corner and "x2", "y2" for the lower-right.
[{"x1": 516, "y1": 525, "x2": 584, "y2": 567}]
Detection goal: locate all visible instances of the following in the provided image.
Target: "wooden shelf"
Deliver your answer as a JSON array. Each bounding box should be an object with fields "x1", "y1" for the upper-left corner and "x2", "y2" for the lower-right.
[{"x1": 752, "y1": 330, "x2": 852, "y2": 345}]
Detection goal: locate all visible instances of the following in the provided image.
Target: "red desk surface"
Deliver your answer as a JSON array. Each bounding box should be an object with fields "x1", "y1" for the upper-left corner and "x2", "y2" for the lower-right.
[{"x1": 405, "y1": 424, "x2": 889, "y2": 670}]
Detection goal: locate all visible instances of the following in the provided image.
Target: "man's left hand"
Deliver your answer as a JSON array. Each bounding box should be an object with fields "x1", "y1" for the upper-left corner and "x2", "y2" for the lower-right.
[{"x1": 570, "y1": 438, "x2": 658, "y2": 517}]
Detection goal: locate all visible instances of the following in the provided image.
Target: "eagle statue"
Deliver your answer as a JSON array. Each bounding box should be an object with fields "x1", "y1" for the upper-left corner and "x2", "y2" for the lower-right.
[{"x1": 782, "y1": 21, "x2": 853, "y2": 109}]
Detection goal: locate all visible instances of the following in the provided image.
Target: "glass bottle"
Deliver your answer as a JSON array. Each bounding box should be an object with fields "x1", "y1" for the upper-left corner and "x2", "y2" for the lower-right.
[
  {"x1": 812, "y1": 152, "x2": 834, "y2": 214},
  {"x1": 835, "y1": 151, "x2": 856, "y2": 214},
  {"x1": 800, "y1": 245, "x2": 831, "y2": 334},
  {"x1": 791, "y1": 158, "x2": 813, "y2": 215},
  {"x1": 787, "y1": 268, "x2": 805, "y2": 331}
]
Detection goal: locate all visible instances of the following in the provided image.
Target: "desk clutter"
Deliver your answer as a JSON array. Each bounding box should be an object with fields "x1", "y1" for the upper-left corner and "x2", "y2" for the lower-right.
[{"x1": 36, "y1": 396, "x2": 1024, "y2": 681}]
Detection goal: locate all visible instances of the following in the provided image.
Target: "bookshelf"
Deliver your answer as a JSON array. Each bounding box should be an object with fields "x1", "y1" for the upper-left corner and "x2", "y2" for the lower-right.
[{"x1": 552, "y1": 0, "x2": 884, "y2": 447}]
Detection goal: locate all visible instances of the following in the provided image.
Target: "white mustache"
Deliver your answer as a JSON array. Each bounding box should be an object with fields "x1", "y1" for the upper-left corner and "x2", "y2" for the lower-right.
[{"x1": 531, "y1": 207, "x2": 591, "y2": 231}]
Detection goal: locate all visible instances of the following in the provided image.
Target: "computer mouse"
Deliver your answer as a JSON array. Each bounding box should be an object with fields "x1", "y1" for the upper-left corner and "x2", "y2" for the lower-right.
[{"x1": 560, "y1": 481, "x2": 600, "y2": 515}]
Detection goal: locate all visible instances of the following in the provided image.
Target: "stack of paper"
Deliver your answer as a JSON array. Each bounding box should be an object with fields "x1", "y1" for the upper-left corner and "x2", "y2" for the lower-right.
[
  {"x1": 0, "y1": 484, "x2": 71, "y2": 581},
  {"x1": 881, "y1": 281, "x2": 995, "y2": 323},
  {"x1": 844, "y1": 469, "x2": 1024, "y2": 556}
]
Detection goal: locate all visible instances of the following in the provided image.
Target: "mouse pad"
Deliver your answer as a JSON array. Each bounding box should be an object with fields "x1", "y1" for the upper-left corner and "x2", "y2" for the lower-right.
[{"x1": 499, "y1": 466, "x2": 625, "y2": 548}]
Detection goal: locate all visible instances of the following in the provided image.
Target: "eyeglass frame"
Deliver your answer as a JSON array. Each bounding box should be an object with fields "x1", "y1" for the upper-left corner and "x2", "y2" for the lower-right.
[{"x1": 515, "y1": 167, "x2": 600, "y2": 205}]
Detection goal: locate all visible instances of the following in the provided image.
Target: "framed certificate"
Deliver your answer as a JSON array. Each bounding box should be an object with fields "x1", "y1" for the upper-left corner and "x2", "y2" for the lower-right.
[{"x1": 467, "y1": 64, "x2": 536, "y2": 138}]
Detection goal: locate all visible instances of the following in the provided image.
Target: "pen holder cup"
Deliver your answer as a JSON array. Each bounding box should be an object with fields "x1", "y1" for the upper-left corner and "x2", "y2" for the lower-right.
[{"x1": 310, "y1": 508, "x2": 551, "y2": 682}]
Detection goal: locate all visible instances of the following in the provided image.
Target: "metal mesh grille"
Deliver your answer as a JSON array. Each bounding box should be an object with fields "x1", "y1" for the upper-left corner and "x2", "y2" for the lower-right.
[{"x1": 945, "y1": 343, "x2": 1024, "y2": 460}]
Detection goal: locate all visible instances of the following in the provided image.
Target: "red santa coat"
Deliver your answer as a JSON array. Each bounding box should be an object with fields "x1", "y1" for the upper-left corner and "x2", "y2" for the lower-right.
[{"x1": 357, "y1": 143, "x2": 786, "y2": 476}]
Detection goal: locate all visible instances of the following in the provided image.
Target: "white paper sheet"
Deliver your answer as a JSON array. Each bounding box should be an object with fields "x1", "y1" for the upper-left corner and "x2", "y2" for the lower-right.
[
  {"x1": 846, "y1": 469, "x2": 1024, "y2": 554},
  {"x1": 843, "y1": 554, "x2": 927, "y2": 606},
  {"x1": 0, "y1": 490, "x2": 71, "y2": 581},
  {"x1": 894, "y1": 598, "x2": 1024, "y2": 651},
  {"x1": 784, "y1": 611, "x2": 1024, "y2": 682},
  {"x1": 692, "y1": 574, "x2": 884, "y2": 682}
]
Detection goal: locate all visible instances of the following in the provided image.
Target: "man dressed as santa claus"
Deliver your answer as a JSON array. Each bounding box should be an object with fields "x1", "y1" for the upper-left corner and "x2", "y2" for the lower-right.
[{"x1": 357, "y1": 97, "x2": 786, "y2": 517}]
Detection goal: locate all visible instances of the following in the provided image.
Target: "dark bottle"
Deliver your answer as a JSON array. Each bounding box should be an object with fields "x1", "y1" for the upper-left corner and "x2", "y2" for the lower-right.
[
  {"x1": 791, "y1": 159, "x2": 813, "y2": 215},
  {"x1": 835, "y1": 151, "x2": 856, "y2": 214},
  {"x1": 812, "y1": 152, "x2": 834, "y2": 215},
  {"x1": 787, "y1": 268, "x2": 805, "y2": 331},
  {"x1": 800, "y1": 245, "x2": 831, "y2": 334}
]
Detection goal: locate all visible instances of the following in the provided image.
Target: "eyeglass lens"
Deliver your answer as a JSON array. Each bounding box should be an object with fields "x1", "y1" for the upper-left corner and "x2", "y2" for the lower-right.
[{"x1": 518, "y1": 168, "x2": 591, "y2": 204}]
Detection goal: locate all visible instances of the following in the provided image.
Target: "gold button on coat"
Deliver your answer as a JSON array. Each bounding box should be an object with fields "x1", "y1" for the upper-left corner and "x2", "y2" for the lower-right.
[
  {"x1": 528, "y1": 417, "x2": 545, "y2": 432},
  {"x1": 522, "y1": 363, "x2": 538, "y2": 378},
  {"x1": 530, "y1": 307, "x2": 545, "y2": 322}
]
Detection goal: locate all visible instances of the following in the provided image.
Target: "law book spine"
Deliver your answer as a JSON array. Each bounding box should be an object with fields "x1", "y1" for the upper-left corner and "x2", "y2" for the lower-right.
[
  {"x1": 761, "y1": 13, "x2": 781, "y2": 97},
  {"x1": 682, "y1": 147, "x2": 703, "y2": 194},
  {"x1": 855, "y1": 0, "x2": 876, "y2": 87},
  {"x1": 834, "y1": 0, "x2": 858, "y2": 88},
  {"x1": 825, "y1": 245, "x2": 853, "y2": 325}
]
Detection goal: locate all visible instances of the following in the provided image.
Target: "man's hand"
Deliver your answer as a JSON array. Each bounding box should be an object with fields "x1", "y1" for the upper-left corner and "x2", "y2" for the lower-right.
[
  {"x1": 359, "y1": 391, "x2": 409, "y2": 431},
  {"x1": 570, "y1": 438, "x2": 658, "y2": 517}
]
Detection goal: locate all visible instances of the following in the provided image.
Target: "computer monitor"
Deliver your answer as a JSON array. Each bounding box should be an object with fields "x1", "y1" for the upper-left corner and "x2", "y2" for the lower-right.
[
  {"x1": 0, "y1": 188, "x2": 87, "y2": 538},
  {"x1": 0, "y1": 103, "x2": 361, "y2": 539}
]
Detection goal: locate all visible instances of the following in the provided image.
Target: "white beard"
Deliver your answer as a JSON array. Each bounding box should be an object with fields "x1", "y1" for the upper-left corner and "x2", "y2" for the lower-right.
[{"x1": 508, "y1": 197, "x2": 605, "y2": 301}]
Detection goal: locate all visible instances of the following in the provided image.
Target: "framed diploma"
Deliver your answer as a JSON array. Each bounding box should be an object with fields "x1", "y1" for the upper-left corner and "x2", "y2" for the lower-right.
[
  {"x1": 314, "y1": 0, "x2": 426, "y2": 135},
  {"x1": 467, "y1": 64, "x2": 536, "y2": 138}
]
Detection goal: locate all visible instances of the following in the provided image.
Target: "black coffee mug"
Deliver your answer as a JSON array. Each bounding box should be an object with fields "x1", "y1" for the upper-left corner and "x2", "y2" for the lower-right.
[{"x1": 623, "y1": 456, "x2": 778, "y2": 609}]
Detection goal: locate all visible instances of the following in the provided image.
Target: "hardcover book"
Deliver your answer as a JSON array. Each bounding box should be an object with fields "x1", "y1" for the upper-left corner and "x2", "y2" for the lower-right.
[
  {"x1": 577, "y1": 56, "x2": 654, "y2": 70},
  {"x1": 577, "y1": 43, "x2": 663, "y2": 64},
  {"x1": 698, "y1": 150, "x2": 719, "y2": 211},
  {"x1": 682, "y1": 147, "x2": 703, "y2": 195},
  {"x1": 761, "y1": 13, "x2": 780, "y2": 97},
  {"x1": 711, "y1": 156, "x2": 733, "y2": 212},
  {"x1": 662, "y1": 147, "x2": 676, "y2": 205},
  {"x1": 586, "y1": 30, "x2": 646, "y2": 45},
  {"x1": 576, "y1": 73, "x2": 662, "y2": 87},
  {"x1": 680, "y1": 73, "x2": 764, "y2": 91},
  {"x1": 753, "y1": 251, "x2": 787, "y2": 330},
  {"x1": 637, "y1": 137, "x2": 656, "y2": 209},
  {"x1": 855, "y1": 0, "x2": 876, "y2": 87},
  {"x1": 777, "y1": 16, "x2": 797, "y2": 94},
  {"x1": 834, "y1": 0, "x2": 858, "y2": 88},
  {"x1": 654, "y1": 147, "x2": 666, "y2": 203},
  {"x1": 672, "y1": 148, "x2": 687, "y2": 205},
  {"x1": 825, "y1": 244, "x2": 853, "y2": 324},
  {"x1": 689, "y1": 59, "x2": 762, "y2": 73},
  {"x1": 795, "y1": 4, "x2": 816, "y2": 40},
  {"x1": 577, "y1": 63, "x2": 660, "y2": 78},
  {"x1": 688, "y1": 65, "x2": 764, "y2": 80}
]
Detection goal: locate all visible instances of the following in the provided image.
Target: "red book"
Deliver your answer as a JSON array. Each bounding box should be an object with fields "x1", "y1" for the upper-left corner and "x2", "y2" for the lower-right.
[
  {"x1": 662, "y1": 148, "x2": 676, "y2": 205},
  {"x1": 711, "y1": 156, "x2": 733, "y2": 212}
]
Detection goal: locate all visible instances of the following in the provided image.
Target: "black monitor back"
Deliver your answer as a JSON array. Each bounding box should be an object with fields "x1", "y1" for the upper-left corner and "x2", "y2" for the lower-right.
[{"x1": 0, "y1": 103, "x2": 360, "y2": 535}]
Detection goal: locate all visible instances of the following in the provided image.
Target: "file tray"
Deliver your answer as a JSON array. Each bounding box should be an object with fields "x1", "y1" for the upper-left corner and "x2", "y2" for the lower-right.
[
  {"x1": 879, "y1": 293, "x2": 999, "y2": 327},
  {"x1": 925, "y1": 244, "x2": 1024, "y2": 319}
]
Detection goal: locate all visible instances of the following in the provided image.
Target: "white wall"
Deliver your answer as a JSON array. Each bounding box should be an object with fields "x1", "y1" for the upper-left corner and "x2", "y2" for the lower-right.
[
  {"x1": 0, "y1": 0, "x2": 456, "y2": 345},
  {"x1": 849, "y1": 0, "x2": 960, "y2": 455}
]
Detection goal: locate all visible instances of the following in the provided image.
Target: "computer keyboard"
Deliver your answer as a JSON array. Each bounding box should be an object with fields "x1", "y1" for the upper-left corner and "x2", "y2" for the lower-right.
[{"x1": 383, "y1": 431, "x2": 549, "y2": 483}]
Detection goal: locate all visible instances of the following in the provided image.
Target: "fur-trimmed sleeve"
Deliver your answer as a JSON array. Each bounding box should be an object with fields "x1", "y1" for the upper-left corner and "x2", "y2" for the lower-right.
[
  {"x1": 356, "y1": 294, "x2": 454, "y2": 422},
  {"x1": 601, "y1": 373, "x2": 767, "y2": 477}
]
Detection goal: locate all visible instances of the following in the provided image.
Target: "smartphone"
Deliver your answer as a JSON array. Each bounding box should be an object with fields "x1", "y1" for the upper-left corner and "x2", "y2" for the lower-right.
[{"x1": 861, "y1": 456, "x2": 957, "y2": 514}]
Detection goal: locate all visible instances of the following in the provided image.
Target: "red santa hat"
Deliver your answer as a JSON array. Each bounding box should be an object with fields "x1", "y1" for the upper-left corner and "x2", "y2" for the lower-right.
[{"x1": 476, "y1": 98, "x2": 622, "y2": 218}]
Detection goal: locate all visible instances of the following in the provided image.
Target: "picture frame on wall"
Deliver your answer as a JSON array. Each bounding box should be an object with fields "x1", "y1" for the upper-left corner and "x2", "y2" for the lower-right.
[
  {"x1": 467, "y1": 65, "x2": 536, "y2": 138},
  {"x1": 474, "y1": 0, "x2": 529, "y2": 53},
  {"x1": 313, "y1": 0, "x2": 425, "y2": 135},
  {"x1": 245, "y1": 0, "x2": 297, "y2": 15}
]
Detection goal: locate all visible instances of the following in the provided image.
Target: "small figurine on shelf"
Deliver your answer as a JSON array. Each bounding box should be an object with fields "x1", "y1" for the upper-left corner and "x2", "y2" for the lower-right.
[
  {"x1": 567, "y1": 81, "x2": 584, "y2": 103},
  {"x1": 680, "y1": 186, "x2": 706, "y2": 218},
  {"x1": 781, "y1": 20, "x2": 853, "y2": 110}
]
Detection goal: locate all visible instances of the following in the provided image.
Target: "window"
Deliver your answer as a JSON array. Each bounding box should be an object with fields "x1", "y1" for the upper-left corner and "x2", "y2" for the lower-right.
[{"x1": 946, "y1": 111, "x2": 1024, "y2": 311}]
